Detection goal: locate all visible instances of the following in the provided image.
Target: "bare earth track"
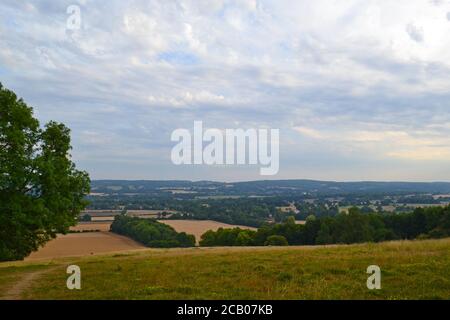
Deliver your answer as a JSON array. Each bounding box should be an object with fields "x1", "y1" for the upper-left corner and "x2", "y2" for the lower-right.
[{"x1": 0, "y1": 267, "x2": 56, "y2": 300}]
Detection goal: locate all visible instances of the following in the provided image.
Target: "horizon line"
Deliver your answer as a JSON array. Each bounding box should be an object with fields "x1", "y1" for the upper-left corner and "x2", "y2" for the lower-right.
[{"x1": 89, "y1": 178, "x2": 450, "y2": 184}]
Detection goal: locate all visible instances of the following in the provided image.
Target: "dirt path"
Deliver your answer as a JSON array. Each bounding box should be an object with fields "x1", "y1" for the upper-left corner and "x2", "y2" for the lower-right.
[{"x1": 0, "y1": 267, "x2": 56, "y2": 300}]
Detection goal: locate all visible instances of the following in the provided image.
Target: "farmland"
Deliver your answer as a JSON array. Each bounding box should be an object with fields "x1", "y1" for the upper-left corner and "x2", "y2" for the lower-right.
[
  {"x1": 70, "y1": 222, "x2": 112, "y2": 232},
  {"x1": 84, "y1": 180, "x2": 450, "y2": 229},
  {"x1": 25, "y1": 232, "x2": 145, "y2": 261},
  {"x1": 0, "y1": 238, "x2": 449, "y2": 300},
  {"x1": 74, "y1": 220, "x2": 256, "y2": 240},
  {"x1": 22, "y1": 220, "x2": 256, "y2": 260},
  {"x1": 157, "y1": 220, "x2": 256, "y2": 243}
]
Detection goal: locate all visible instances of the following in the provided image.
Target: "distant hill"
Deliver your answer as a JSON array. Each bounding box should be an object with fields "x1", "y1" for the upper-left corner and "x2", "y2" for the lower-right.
[{"x1": 90, "y1": 179, "x2": 450, "y2": 197}]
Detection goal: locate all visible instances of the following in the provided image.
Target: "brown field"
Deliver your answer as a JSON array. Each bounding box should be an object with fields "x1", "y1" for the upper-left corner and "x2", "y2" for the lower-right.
[
  {"x1": 127, "y1": 210, "x2": 178, "y2": 216},
  {"x1": 25, "y1": 232, "x2": 145, "y2": 261},
  {"x1": 157, "y1": 220, "x2": 256, "y2": 243},
  {"x1": 70, "y1": 222, "x2": 112, "y2": 232},
  {"x1": 90, "y1": 216, "x2": 115, "y2": 222}
]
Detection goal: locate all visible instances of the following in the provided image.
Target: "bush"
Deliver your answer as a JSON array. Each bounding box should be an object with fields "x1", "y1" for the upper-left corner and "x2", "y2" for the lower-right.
[
  {"x1": 80, "y1": 214, "x2": 92, "y2": 222},
  {"x1": 265, "y1": 235, "x2": 288, "y2": 246}
]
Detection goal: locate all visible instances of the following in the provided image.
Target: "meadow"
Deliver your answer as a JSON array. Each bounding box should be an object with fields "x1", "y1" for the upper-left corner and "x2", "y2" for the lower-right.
[{"x1": 0, "y1": 238, "x2": 449, "y2": 300}]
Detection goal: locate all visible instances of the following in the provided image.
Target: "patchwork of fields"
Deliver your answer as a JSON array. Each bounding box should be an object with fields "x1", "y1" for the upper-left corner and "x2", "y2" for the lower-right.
[{"x1": 24, "y1": 220, "x2": 256, "y2": 260}]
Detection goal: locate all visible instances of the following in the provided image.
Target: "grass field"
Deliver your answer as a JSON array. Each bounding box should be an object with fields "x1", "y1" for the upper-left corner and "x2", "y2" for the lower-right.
[{"x1": 0, "y1": 238, "x2": 449, "y2": 300}]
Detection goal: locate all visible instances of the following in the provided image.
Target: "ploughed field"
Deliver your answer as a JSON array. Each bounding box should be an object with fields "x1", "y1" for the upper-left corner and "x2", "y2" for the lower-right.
[
  {"x1": 1, "y1": 238, "x2": 449, "y2": 300},
  {"x1": 26, "y1": 232, "x2": 145, "y2": 261}
]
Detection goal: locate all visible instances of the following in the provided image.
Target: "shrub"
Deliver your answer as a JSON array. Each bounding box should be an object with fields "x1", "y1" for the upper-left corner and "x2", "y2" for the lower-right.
[
  {"x1": 265, "y1": 235, "x2": 289, "y2": 246},
  {"x1": 80, "y1": 214, "x2": 92, "y2": 222}
]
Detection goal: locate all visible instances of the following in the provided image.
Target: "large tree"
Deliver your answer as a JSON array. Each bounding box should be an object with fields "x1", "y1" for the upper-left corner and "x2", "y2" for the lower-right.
[{"x1": 0, "y1": 83, "x2": 90, "y2": 261}]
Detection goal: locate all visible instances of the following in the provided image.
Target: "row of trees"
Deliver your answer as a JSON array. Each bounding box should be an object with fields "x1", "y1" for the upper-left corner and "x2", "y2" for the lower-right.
[
  {"x1": 110, "y1": 215, "x2": 195, "y2": 248},
  {"x1": 199, "y1": 206, "x2": 450, "y2": 247},
  {"x1": 200, "y1": 228, "x2": 256, "y2": 246},
  {"x1": 199, "y1": 228, "x2": 289, "y2": 247}
]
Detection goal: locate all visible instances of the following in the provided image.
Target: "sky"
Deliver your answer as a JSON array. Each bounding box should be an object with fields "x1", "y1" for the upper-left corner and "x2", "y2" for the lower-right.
[{"x1": 1, "y1": 0, "x2": 450, "y2": 182}]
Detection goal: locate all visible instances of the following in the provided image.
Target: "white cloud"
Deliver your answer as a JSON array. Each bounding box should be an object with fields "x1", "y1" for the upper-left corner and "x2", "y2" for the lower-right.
[
  {"x1": 293, "y1": 126, "x2": 450, "y2": 161},
  {"x1": 1, "y1": 0, "x2": 450, "y2": 180},
  {"x1": 147, "y1": 90, "x2": 225, "y2": 107}
]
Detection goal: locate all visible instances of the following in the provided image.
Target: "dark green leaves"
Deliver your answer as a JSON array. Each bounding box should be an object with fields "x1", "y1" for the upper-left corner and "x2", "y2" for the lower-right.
[{"x1": 0, "y1": 84, "x2": 90, "y2": 261}]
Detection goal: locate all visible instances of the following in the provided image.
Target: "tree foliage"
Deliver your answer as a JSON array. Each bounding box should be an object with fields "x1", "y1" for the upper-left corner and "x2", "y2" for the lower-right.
[
  {"x1": 0, "y1": 84, "x2": 90, "y2": 261},
  {"x1": 199, "y1": 206, "x2": 450, "y2": 247},
  {"x1": 110, "y1": 215, "x2": 195, "y2": 248},
  {"x1": 199, "y1": 228, "x2": 256, "y2": 247},
  {"x1": 264, "y1": 235, "x2": 288, "y2": 246}
]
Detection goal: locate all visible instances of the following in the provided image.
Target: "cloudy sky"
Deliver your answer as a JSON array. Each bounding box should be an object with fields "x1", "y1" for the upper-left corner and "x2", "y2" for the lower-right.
[{"x1": 1, "y1": 0, "x2": 450, "y2": 181}]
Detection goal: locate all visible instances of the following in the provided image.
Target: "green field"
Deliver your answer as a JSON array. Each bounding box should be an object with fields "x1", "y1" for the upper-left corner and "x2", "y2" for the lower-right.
[{"x1": 0, "y1": 239, "x2": 449, "y2": 300}]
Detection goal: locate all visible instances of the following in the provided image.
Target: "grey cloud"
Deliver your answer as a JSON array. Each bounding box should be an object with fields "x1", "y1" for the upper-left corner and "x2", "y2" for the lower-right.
[{"x1": 406, "y1": 23, "x2": 424, "y2": 42}]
